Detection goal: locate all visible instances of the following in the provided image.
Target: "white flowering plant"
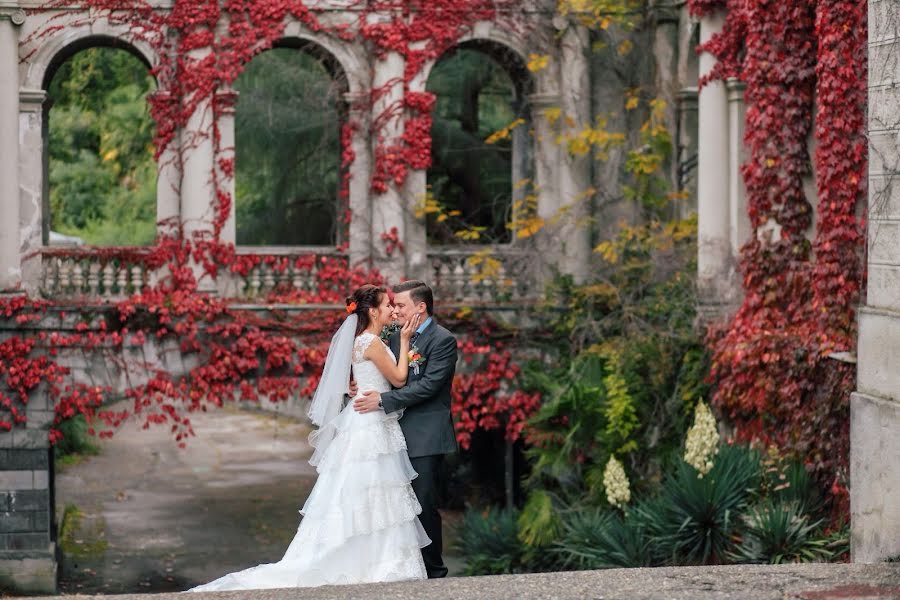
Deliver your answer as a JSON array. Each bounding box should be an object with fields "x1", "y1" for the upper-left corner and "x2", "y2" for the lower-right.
[
  {"x1": 684, "y1": 401, "x2": 720, "y2": 477},
  {"x1": 603, "y1": 455, "x2": 631, "y2": 508}
]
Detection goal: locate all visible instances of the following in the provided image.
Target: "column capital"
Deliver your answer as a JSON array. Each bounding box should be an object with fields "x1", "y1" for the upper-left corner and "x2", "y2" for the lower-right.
[
  {"x1": 725, "y1": 77, "x2": 746, "y2": 103},
  {"x1": 214, "y1": 88, "x2": 238, "y2": 115},
  {"x1": 0, "y1": 4, "x2": 25, "y2": 26},
  {"x1": 677, "y1": 87, "x2": 699, "y2": 110},
  {"x1": 19, "y1": 88, "x2": 46, "y2": 113},
  {"x1": 528, "y1": 93, "x2": 561, "y2": 109},
  {"x1": 343, "y1": 91, "x2": 370, "y2": 115}
]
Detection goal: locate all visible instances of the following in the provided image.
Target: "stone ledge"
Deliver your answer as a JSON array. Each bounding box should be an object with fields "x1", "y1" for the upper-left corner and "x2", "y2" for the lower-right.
[
  {"x1": 0, "y1": 553, "x2": 56, "y2": 596},
  {"x1": 17, "y1": 563, "x2": 900, "y2": 600}
]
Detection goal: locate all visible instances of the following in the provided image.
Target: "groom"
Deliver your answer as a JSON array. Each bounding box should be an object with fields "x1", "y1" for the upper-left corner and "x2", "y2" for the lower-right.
[{"x1": 353, "y1": 280, "x2": 459, "y2": 579}]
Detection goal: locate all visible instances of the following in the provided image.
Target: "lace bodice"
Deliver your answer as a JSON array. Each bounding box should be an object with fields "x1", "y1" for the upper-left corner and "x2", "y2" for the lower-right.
[{"x1": 352, "y1": 332, "x2": 393, "y2": 395}]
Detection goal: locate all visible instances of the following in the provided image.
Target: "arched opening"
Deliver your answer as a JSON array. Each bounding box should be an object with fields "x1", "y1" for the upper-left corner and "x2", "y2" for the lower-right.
[
  {"x1": 426, "y1": 40, "x2": 534, "y2": 245},
  {"x1": 43, "y1": 38, "x2": 158, "y2": 247},
  {"x1": 234, "y1": 41, "x2": 348, "y2": 247}
]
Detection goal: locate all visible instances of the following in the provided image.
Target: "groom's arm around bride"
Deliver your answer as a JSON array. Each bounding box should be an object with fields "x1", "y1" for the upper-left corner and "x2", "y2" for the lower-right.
[{"x1": 352, "y1": 280, "x2": 458, "y2": 579}]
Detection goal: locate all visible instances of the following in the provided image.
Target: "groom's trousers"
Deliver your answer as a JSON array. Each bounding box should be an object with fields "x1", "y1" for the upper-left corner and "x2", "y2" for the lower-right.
[{"x1": 409, "y1": 454, "x2": 448, "y2": 578}]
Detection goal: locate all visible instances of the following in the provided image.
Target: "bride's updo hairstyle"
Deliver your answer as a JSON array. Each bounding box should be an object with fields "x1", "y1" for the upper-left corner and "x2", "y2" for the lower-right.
[{"x1": 346, "y1": 284, "x2": 387, "y2": 337}]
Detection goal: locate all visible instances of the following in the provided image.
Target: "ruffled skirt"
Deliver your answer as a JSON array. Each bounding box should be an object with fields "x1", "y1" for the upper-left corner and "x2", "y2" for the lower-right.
[{"x1": 188, "y1": 406, "x2": 429, "y2": 591}]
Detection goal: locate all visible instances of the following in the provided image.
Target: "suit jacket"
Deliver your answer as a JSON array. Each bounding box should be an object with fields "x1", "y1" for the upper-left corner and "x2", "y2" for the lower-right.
[{"x1": 382, "y1": 318, "x2": 459, "y2": 458}]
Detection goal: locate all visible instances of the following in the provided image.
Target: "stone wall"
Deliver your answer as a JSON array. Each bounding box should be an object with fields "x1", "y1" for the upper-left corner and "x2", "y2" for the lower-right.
[
  {"x1": 0, "y1": 414, "x2": 56, "y2": 594},
  {"x1": 852, "y1": 0, "x2": 900, "y2": 564}
]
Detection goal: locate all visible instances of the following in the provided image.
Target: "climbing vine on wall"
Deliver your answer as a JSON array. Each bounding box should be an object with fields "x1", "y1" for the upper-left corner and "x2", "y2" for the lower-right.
[
  {"x1": 690, "y1": 0, "x2": 867, "y2": 512},
  {"x1": 5, "y1": 1, "x2": 537, "y2": 448}
]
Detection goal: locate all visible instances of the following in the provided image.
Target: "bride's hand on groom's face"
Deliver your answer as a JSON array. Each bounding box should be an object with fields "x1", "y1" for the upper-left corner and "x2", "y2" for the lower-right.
[{"x1": 400, "y1": 315, "x2": 420, "y2": 342}]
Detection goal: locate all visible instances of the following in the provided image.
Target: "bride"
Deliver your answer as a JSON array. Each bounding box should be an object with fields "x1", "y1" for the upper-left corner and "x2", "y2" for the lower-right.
[{"x1": 189, "y1": 284, "x2": 429, "y2": 591}]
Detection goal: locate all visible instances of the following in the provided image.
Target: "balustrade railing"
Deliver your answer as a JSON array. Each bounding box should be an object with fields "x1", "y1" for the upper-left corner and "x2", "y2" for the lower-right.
[
  {"x1": 228, "y1": 246, "x2": 349, "y2": 300},
  {"x1": 427, "y1": 246, "x2": 538, "y2": 302},
  {"x1": 36, "y1": 246, "x2": 539, "y2": 303},
  {"x1": 38, "y1": 247, "x2": 154, "y2": 300}
]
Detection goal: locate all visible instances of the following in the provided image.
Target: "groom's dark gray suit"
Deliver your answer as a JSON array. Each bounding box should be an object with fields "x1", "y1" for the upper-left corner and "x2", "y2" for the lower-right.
[{"x1": 383, "y1": 318, "x2": 458, "y2": 578}]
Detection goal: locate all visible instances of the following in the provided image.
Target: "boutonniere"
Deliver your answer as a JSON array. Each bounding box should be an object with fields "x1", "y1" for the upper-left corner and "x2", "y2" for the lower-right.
[{"x1": 408, "y1": 344, "x2": 426, "y2": 375}]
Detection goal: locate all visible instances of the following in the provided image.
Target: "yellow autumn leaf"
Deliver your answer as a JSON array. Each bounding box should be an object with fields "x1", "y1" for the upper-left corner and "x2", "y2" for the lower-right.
[
  {"x1": 543, "y1": 107, "x2": 562, "y2": 125},
  {"x1": 527, "y1": 53, "x2": 550, "y2": 73},
  {"x1": 103, "y1": 148, "x2": 119, "y2": 162},
  {"x1": 617, "y1": 40, "x2": 633, "y2": 56}
]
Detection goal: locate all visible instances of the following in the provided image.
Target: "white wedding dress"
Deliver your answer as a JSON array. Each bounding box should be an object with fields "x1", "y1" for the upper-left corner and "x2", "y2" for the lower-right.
[{"x1": 189, "y1": 332, "x2": 430, "y2": 591}]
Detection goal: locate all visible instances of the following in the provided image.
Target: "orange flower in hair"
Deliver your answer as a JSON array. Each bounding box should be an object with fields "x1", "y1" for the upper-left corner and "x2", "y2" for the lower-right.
[{"x1": 346, "y1": 301, "x2": 357, "y2": 314}]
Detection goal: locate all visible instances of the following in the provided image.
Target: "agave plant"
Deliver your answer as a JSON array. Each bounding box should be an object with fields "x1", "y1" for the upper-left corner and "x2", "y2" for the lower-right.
[
  {"x1": 767, "y1": 459, "x2": 824, "y2": 517},
  {"x1": 453, "y1": 507, "x2": 524, "y2": 575},
  {"x1": 552, "y1": 508, "x2": 654, "y2": 570},
  {"x1": 731, "y1": 501, "x2": 838, "y2": 564},
  {"x1": 638, "y1": 443, "x2": 761, "y2": 565}
]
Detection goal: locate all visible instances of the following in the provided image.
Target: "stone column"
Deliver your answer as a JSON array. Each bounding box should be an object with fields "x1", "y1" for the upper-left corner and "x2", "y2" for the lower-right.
[
  {"x1": 528, "y1": 92, "x2": 562, "y2": 283},
  {"x1": 214, "y1": 88, "x2": 237, "y2": 246},
  {"x1": 179, "y1": 46, "x2": 217, "y2": 292},
  {"x1": 18, "y1": 88, "x2": 47, "y2": 295},
  {"x1": 152, "y1": 91, "x2": 181, "y2": 237},
  {"x1": 852, "y1": 0, "x2": 900, "y2": 562},
  {"x1": 652, "y1": 1, "x2": 681, "y2": 192},
  {"x1": 676, "y1": 87, "x2": 699, "y2": 215},
  {"x1": 557, "y1": 24, "x2": 592, "y2": 283},
  {"x1": 696, "y1": 10, "x2": 735, "y2": 318},
  {"x1": 369, "y1": 41, "x2": 406, "y2": 282},
  {"x1": 344, "y1": 92, "x2": 374, "y2": 271},
  {"x1": 0, "y1": 7, "x2": 24, "y2": 292},
  {"x1": 726, "y1": 78, "x2": 749, "y2": 259}
]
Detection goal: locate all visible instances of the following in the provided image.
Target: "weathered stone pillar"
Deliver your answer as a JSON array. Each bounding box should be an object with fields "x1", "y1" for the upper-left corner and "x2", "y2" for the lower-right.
[
  {"x1": 369, "y1": 43, "x2": 407, "y2": 282},
  {"x1": 653, "y1": 1, "x2": 681, "y2": 192},
  {"x1": 726, "y1": 78, "x2": 748, "y2": 259},
  {"x1": 18, "y1": 88, "x2": 48, "y2": 295},
  {"x1": 0, "y1": 7, "x2": 24, "y2": 292},
  {"x1": 153, "y1": 91, "x2": 181, "y2": 237},
  {"x1": 852, "y1": 1, "x2": 900, "y2": 561},
  {"x1": 529, "y1": 91, "x2": 562, "y2": 282},
  {"x1": 557, "y1": 24, "x2": 592, "y2": 283},
  {"x1": 344, "y1": 92, "x2": 373, "y2": 271},
  {"x1": 401, "y1": 50, "x2": 428, "y2": 283},
  {"x1": 696, "y1": 10, "x2": 736, "y2": 318},
  {"x1": 214, "y1": 88, "x2": 237, "y2": 246},
  {"x1": 676, "y1": 87, "x2": 698, "y2": 214},
  {"x1": 180, "y1": 46, "x2": 217, "y2": 292}
]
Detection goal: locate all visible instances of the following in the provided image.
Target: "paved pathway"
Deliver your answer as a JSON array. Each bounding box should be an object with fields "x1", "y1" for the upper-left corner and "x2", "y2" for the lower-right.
[
  {"x1": 53, "y1": 405, "x2": 463, "y2": 594},
  {"x1": 19, "y1": 563, "x2": 900, "y2": 599},
  {"x1": 55, "y1": 405, "x2": 323, "y2": 593}
]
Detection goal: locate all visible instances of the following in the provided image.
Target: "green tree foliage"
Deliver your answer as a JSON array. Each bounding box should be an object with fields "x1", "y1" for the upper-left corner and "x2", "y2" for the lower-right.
[
  {"x1": 234, "y1": 48, "x2": 342, "y2": 246},
  {"x1": 48, "y1": 48, "x2": 157, "y2": 245},
  {"x1": 426, "y1": 48, "x2": 518, "y2": 244}
]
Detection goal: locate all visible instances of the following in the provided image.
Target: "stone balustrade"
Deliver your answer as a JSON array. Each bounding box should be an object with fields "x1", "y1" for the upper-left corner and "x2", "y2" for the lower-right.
[
  {"x1": 426, "y1": 246, "x2": 538, "y2": 303},
  {"x1": 38, "y1": 247, "x2": 155, "y2": 300},
  {"x1": 227, "y1": 246, "x2": 349, "y2": 300},
  {"x1": 35, "y1": 246, "x2": 540, "y2": 303}
]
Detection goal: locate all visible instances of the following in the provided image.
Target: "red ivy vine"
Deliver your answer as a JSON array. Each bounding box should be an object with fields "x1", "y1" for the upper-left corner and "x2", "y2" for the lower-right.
[
  {"x1": 2, "y1": 0, "x2": 534, "y2": 449},
  {"x1": 451, "y1": 339, "x2": 541, "y2": 451},
  {"x1": 691, "y1": 0, "x2": 867, "y2": 513}
]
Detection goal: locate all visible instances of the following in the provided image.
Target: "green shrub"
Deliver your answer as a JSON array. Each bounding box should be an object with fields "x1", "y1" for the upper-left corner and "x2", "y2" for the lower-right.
[
  {"x1": 454, "y1": 507, "x2": 525, "y2": 575},
  {"x1": 766, "y1": 458, "x2": 824, "y2": 516},
  {"x1": 553, "y1": 508, "x2": 654, "y2": 570},
  {"x1": 639, "y1": 443, "x2": 760, "y2": 565},
  {"x1": 54, "y1": 415, "x2": 100, "y2": 462},
  {"x1": 731, "y1": 501, "x2": 837, "y2": 564}
]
